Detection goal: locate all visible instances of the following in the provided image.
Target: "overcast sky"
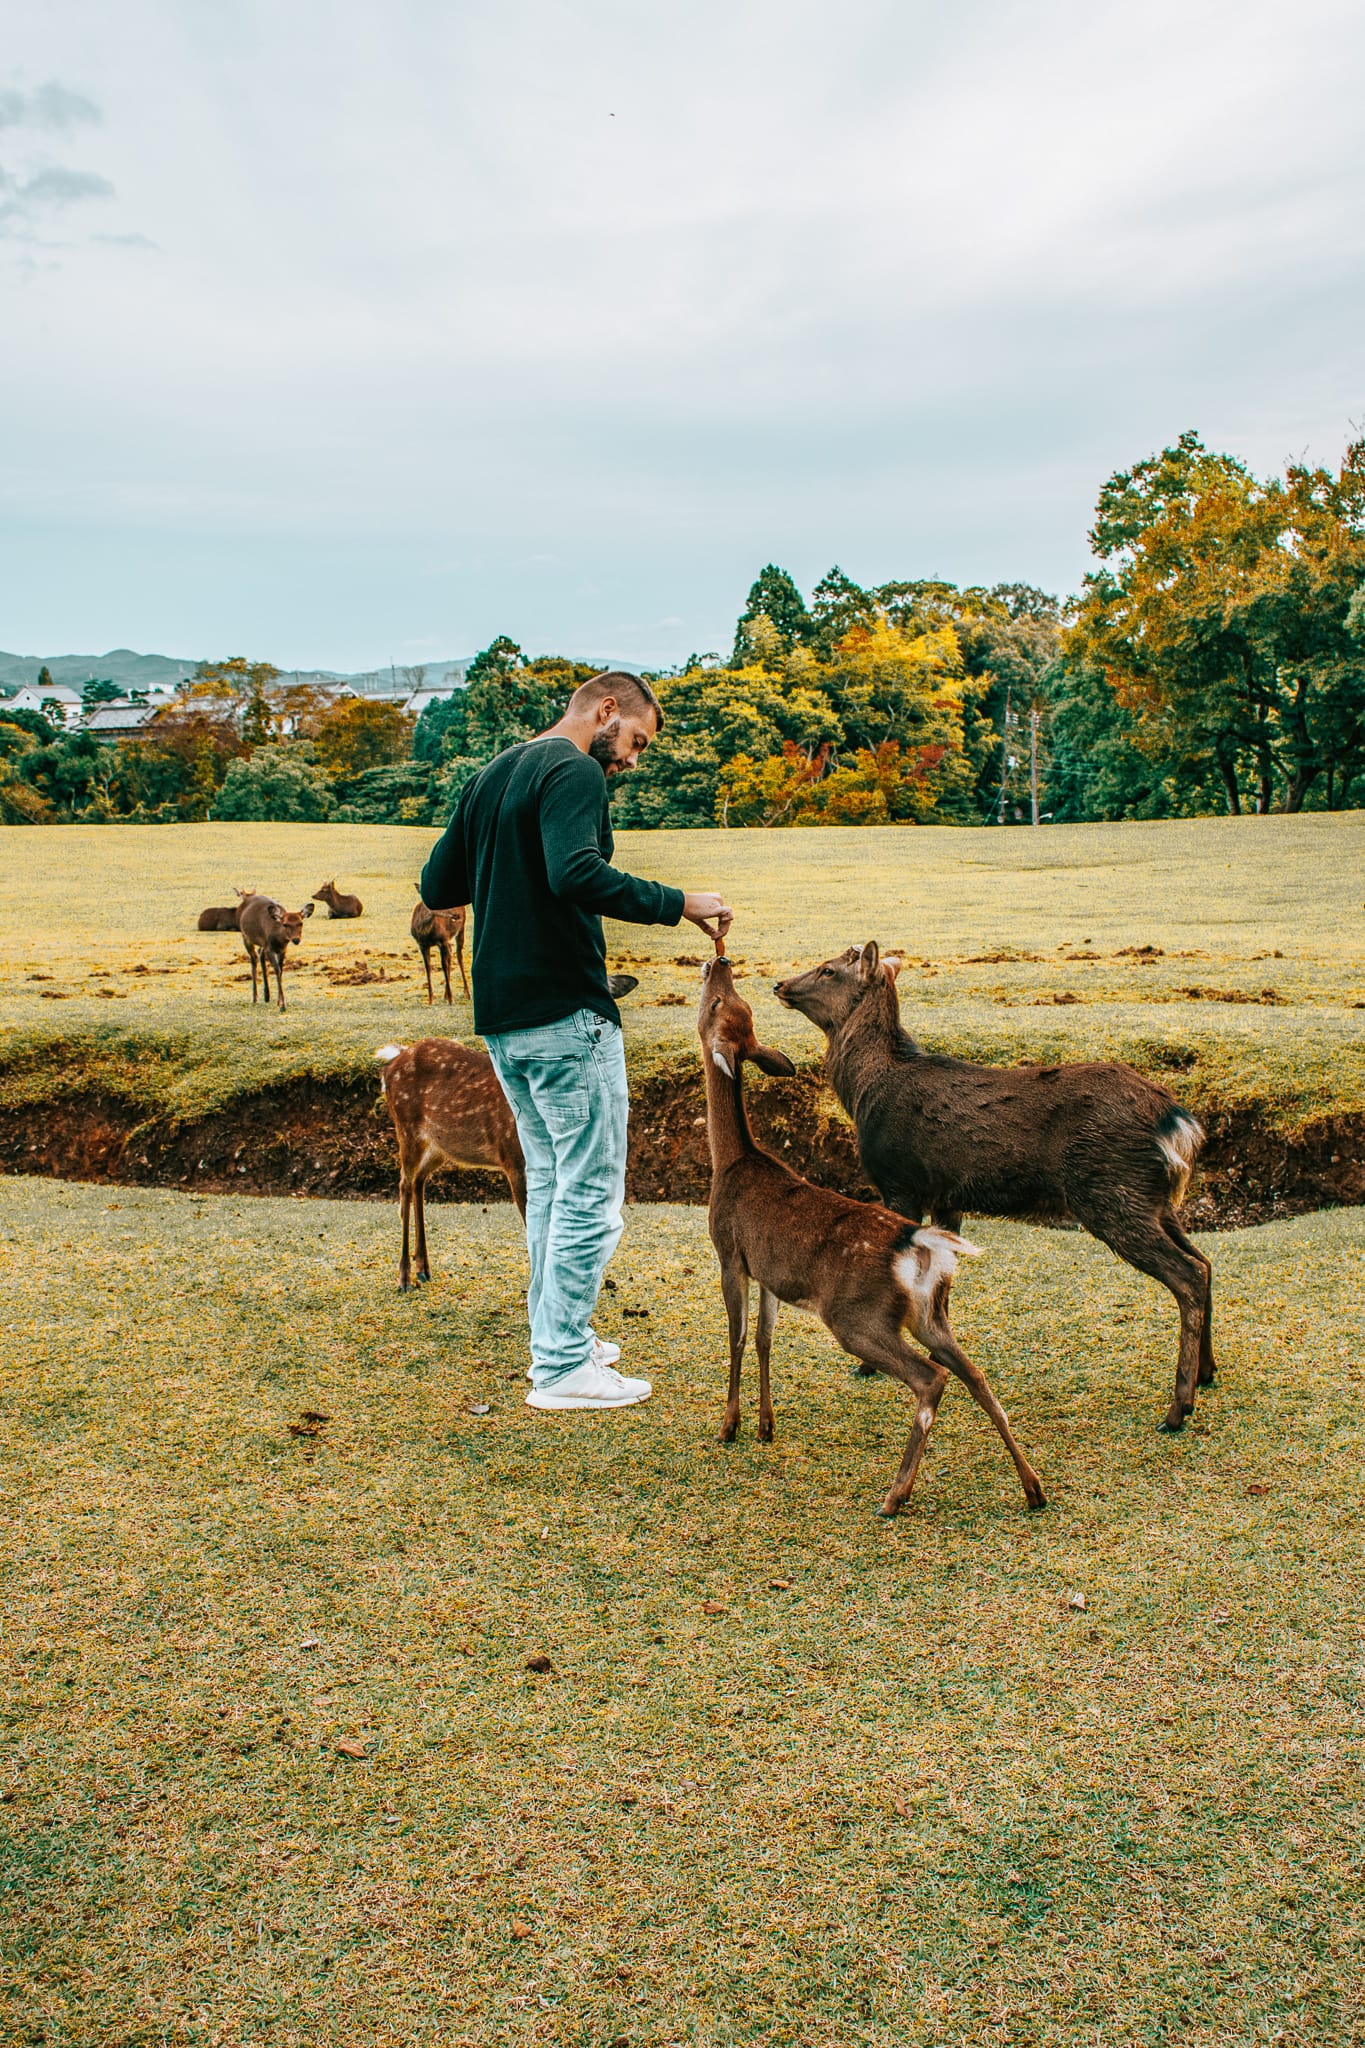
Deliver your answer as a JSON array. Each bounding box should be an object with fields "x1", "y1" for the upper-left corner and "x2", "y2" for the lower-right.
[{"x1": 2, "y1": 0, "x2": 1362, "y2": 671}]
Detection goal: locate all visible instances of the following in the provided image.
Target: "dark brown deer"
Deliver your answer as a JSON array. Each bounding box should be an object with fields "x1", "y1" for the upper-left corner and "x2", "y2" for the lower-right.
[
  {"x1": 197, "y1": 904, "x2": 241, "y2": 931},
  {"x1": 313, "y1": 878, "x2": 363, "y2": 918},
  {"x1": 237, "y1": 891, "x2": 315, "y2": 1011},
  {"x1": 776, "y1": 941, "x2": 1214, "y2": 1433},
  {"x1": 377, "y1": 974, "x2": 640, "y2": 1289},
  {"x1": 699, "y1": 956, "x2": 1045, "y2": 1518},
  {"x1": 376, "y1": 1039, "x2": 526, "y2": 1286},
  {"x1": 411, "y1": 895, "x2": 468, "y2": 1003}
]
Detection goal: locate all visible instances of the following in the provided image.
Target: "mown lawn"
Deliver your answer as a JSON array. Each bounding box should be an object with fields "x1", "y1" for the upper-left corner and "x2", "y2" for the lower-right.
[
  {"x1": 0, "y1": 814, "x2": 1362, "y2": 1129},
  {"x1": 3, "y1": 1177, "x2": 1362, "y2": 2046}
]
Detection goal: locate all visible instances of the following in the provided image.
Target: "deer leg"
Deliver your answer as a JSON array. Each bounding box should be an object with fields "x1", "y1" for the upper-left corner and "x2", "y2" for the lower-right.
[
  {"x1": 439, "y1": 940, "x2": 453, "y2": 1006},
  {"x1": 755, "y1": 1286, "x2": 779, "y2": 1442},
  {"x1": 455, "y1": 926, "x2": 470, "y2": 998},
  {"x1": 1088, "y1": 1213, "x2": 1207, "y2": 1431},
  {"x1": 1164, "y1": 1214, "x2": 1217, "y2": 1385},
  {"x1": 827, "y1": 1308, "x2": 947, "y2": 1517},
  {"x1": 718, "y1": 1264, "x2": 750, "y2": 1443},
  {"x1": 399, "y1": 1173, "x2": 413, "y2": 1289},
  {"x1": 506, "y1": 1159, "x2": 528, "y2": 1221},
  {"x1": 248, "y1": 945, "x2": 259, "y2": 1004},
  {"x1": 412, "y1": 1165, "x2": 433, "y2": 1282},
  {"x1": 932, "y1": 1209, "x2": 964, "y2": 1234},
  {"x1": 421, "y1": 943, "x2": 434, "y2": 1005},
  {"x1": 911, "y1": 1314, "x2": 1046, "y2": 1510},
  {"x1": 273, "y1": 948, "x2": 287, "y2": 1012}
]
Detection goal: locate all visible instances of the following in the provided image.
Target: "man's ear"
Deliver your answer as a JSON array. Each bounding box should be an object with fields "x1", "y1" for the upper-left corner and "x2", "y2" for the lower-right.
[
  {"x1": 858, "y1": 939, "x2": 880, "y2": 982},
  {"x1": 596, "y1": 695, "x2": 619, "y2": 724},
  {"x1": 749, "y1": 1045, "x2": 796, "y2": 1078}
]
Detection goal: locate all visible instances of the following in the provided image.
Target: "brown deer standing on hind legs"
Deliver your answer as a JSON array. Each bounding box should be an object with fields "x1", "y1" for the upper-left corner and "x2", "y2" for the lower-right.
[
  {"x1": 377, "y1": 975, "x2": 637, "y2": 1288},
  {"x1": 411, "y1": 891, "x2": 469, "y2": 1003},
  {"x1": 698, "y1": 956, "x2": 1045, "y2": 1518},
  {"x1": 236, "y1": 891, "x2": 315, "y2": 1011},
  {"x1": 775, "y1": 942, "x2": 1214, "y2": 1433}
]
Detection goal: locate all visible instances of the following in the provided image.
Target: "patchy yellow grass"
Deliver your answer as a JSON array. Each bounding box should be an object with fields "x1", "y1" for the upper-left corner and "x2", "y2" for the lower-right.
[
  {"x1": 3, "y1": 1176, "x2": 1363, "y2": 2046},
  {"x1": 0, "y1": 813, "x2": 1362, "y2": 1128}
]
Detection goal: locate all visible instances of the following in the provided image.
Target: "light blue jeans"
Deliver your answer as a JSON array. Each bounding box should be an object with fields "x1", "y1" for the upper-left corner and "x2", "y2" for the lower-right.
[{"x1": 483, "y1": 1008, "x2": 629, "y2": 1388}]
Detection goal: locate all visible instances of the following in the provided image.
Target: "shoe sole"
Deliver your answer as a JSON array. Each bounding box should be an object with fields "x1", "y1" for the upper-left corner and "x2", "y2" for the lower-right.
[{"x1": 525, "y1": 1388, "x2": 651, "y2": 1412}]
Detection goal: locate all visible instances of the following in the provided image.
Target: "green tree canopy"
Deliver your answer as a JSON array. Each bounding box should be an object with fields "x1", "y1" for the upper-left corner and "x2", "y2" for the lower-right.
[{"x1": 213, "y1": 746, "x2": 334, "y2": 823}]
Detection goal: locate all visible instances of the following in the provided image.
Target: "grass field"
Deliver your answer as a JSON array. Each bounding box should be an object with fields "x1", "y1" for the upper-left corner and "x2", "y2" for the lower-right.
[
  {"x1": 1, "y1": 815, "x2": 1363, "y2": 1131},
  {"x1": 3, "y1": 1176, "x2": 1363, "y2": 2046}
]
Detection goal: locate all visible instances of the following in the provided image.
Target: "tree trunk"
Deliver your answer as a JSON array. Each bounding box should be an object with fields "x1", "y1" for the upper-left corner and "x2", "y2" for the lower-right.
[
  {"x1": 1281, "y1": 674, "x2": 1317, "y2": 813},
  {"x1": 1217, "y1": 746, "x2": 1241, "y2": 815}
]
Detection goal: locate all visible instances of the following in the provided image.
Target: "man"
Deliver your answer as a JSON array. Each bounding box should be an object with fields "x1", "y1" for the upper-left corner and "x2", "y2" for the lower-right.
[{"x1": 420, "y1": 670, "x2": 733, "y2": 1413}]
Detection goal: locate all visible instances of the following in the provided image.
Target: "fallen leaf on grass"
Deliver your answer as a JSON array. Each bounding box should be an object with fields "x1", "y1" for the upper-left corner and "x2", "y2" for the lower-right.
[
  {"x1": 511, "y1": 1917, "x2": 533, "y2": 1939},
  {"x1": 468, "y1": 1402, "x2": 491, "y2": 1416},
  {"x1": 299, "y1": 1636, "x2": 321, "y2": 1651},
  {"x1": 1067, "y1": 1591, "x2": 1087, "y2": 1611},
  {"x1": 525, "y1": 1655, "x2": 553, "y2": 1674},
  {"x1": 334, "y1": 1737, "x2": 370, "y2": 1758},
  {"x1": 702, "y1": 1601, "x2": 727, "y2": 1616},
  {"x1": 1245, "y1": 1482, "x2": 1270, "y2": 1496},
  {"x1": 767, "y1": 1578, "x2": 792, "y2": 1591}
]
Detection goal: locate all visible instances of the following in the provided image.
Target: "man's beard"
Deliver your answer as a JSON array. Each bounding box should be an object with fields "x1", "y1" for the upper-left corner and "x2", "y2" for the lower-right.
[{"x1": 588, "y1": 719, "x2": 627, "y2": 774}]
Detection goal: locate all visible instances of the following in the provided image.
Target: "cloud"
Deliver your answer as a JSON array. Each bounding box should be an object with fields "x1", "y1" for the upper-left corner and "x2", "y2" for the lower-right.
[
  {"x1": 92, "y1": 229, "x2": 157, "y2": 249},
  {"x1": 0, "y1": 80, "x2": 100, "y2": 130},
  {"x1": 0, "y1": 161, "x2": 115, "y2": 240}
]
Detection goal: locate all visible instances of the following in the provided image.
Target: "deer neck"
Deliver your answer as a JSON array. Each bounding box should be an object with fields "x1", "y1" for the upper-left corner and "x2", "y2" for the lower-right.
[
  {"x1": 703, "y1": 1050, "x2": 757, "y2": 1174},
  {"x1": 825, "y1": 986, "x2": 915, "y2": 1115}
]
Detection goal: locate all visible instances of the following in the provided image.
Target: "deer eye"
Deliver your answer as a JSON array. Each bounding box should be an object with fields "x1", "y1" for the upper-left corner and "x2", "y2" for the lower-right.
[{"x1": 820, "y1": 967, "x2": 834, "y2": 978}]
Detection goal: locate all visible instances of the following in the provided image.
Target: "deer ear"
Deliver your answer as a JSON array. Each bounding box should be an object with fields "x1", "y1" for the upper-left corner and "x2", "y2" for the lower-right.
[
  {"x1": 882, "y1": 955, "x2": 903, "y2": 982},
  {"x1": 301, "y1": 901, "x2": 315, "y2": 918},
  {"x1": 750, "y1": 1045, "x2": 796, "y2": 1078},
  {"x1": 858, "y1": 939, "x2": 880, "y2": 982}
]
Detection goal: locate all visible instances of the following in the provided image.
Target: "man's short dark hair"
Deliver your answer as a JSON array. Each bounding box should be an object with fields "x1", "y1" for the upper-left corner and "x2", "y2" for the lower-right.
[{"x1": 571, "y1": 670, "x2": 664, "y2": 732}]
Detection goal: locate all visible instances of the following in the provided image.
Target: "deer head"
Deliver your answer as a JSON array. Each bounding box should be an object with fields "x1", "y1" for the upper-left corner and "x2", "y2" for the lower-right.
[
  {"x1": 697, "y1": 956, "x2": 796, "y2": 1080},
  {"x1": 774, "y1": 941, "x2": 901, "y2": 1036}
]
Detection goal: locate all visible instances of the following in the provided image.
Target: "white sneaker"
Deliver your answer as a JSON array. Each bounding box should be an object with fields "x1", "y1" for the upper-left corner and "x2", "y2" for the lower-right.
[
  {"x1": 526, "y1": 1361, "x2": 652, "y2": 1411},
  {"x1": 526, "y1": 1335, "x2": 620, "y2": 1380}
]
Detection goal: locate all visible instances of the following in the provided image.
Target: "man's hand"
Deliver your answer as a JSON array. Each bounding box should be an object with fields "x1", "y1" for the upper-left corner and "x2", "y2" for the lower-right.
[{"x1": 682, "y1": 891, "x2": 734, "y2": 944}]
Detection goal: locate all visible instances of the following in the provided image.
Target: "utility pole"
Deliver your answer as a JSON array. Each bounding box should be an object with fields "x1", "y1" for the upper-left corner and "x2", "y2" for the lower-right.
[
  {"x1": 997, "y1": 686, "x2": 1012, "y2": 825},
  {"x1": 1030, "y1": 703, "x2": 1040, "y2": 826}
]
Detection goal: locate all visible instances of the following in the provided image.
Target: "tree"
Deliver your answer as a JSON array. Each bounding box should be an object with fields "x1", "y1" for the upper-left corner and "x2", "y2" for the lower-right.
[
  {"x1": 732, "y1": 566, "x2": 812, "y2": 664},
  {"x1": 1066, "y1": 431, "x2": 1365, "y2": 814},
  {"x1": 809, "y1": 568, "x2": 876, "y2": 659},
  {"x1": 314, "y1": 698, "x2": 415, "y2": 783},
  {"x1": 412, "y1": 690, "x2": 468, "y2": 764},
  {"x1": 81, "y1": 678, "x2": 121, "y2": 711},
  {"x1": 214, "y1": 747, "x2": 334, "y2": 823}
]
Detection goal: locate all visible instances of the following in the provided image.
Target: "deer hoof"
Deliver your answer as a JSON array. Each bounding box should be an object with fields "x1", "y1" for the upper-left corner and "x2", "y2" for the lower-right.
[
  {"x1": 1027, "y1": 1489, "x2": 1047, "y2": 1512},
  {"x1": 874, "y1": 1500, "x2": 901, "y2": 1519},
  {"x1": 851, "y1": 1362, "x2": 879, "y2": 1378},
  {"x1": 1158, "y1": 1410, "x2": 1188, "y2": 1433}
]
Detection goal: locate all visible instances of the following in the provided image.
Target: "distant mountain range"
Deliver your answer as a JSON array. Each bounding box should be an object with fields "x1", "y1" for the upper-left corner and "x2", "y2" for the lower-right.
[{"x1": 0, "y1": 649, "x2": 473, "y2": 694}]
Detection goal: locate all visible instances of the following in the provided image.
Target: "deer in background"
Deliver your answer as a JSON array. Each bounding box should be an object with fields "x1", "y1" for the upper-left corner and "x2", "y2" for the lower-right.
[
  {"x1": 197, "y1": 904, "x2": 241, "y2": 931},
  {"x1": 699, "y1": 956, "x2": 1045, "y2": 1518},
  {"x1": 377, "y1": 974, "x2": 640, "y2": 1288},
  {"x1": 313, "y1": 878, "x2": 363, "y2": 919},
  {"x1": 411, "y1": 894, "x2": 468, "y2": 1004},
  {"x1": 236, "y1": 891, "x2": 315, "y2": 1011},
  {"x1": 776, "y1": 941, "x2": 1214, "y2": 1433}
]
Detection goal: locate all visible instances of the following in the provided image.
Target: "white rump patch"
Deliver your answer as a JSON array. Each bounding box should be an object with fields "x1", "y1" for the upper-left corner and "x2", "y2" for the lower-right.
[
  {"x1": 1157, "y1": 1113, "x2": 1203, "y2": 1200},
  {"x1": 894, "y1": 1227, "x2": 982, "y2": 1315},
  {"x1": 375, "y1": 1043, "x2": 404, "y2": 1063},
  {"x1": 711, "y1": 1049, "x2": 734, "y2": 1078}
]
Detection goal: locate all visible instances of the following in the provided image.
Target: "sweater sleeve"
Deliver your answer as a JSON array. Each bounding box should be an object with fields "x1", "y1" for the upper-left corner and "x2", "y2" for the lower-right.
[
  {"x1": 540, "y1": 754, "x2": 686, "y2": 926},
  {"x1": 419, "y1": 787, "x2": 471, "y2": 909}
]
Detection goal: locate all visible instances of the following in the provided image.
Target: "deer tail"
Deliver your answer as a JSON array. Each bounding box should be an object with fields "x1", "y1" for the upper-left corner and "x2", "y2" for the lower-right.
[
  {"x1": 1154, "y1": 1107, "x2": 1203, "y2": 1204},
  {"x1": 375, "y1": 1043, "x2": 405, "y2": 1064}
]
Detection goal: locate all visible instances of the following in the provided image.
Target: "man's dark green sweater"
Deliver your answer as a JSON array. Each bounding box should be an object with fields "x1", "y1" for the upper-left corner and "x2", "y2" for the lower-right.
[{"x1": 420, "y1": 736, "x2": 686, "y2": 1037}]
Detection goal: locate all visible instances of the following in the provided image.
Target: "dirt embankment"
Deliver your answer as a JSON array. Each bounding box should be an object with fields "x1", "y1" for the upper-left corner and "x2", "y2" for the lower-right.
[{"x1": 0, "y1": 1068, "x2": 1360, "y2": 1228}]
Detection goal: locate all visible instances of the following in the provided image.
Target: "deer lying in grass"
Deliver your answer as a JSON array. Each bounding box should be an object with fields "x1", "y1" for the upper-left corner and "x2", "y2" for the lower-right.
[
  {"x1": 236, "y1": 891, "x2": 315, "y2": 1011},
  {"x1": 197, "y1": 904, "x2": 241, "y2": 931},
  {"x1": 377, "y1": 974, "x2": 639, "y2": 1288},
  {"x1": 313, "y1": 878, "x2": 363, "y2": 918},
  {"x1": 699, "y1": 956, "x2": 1045, "y2": 1518},
  {"x1": 411, "y1": 894, "x2": 468, "y2": 1004},
  {"x1": 775, "y1": 941, "x2": 1214, "y2": 1433}
]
